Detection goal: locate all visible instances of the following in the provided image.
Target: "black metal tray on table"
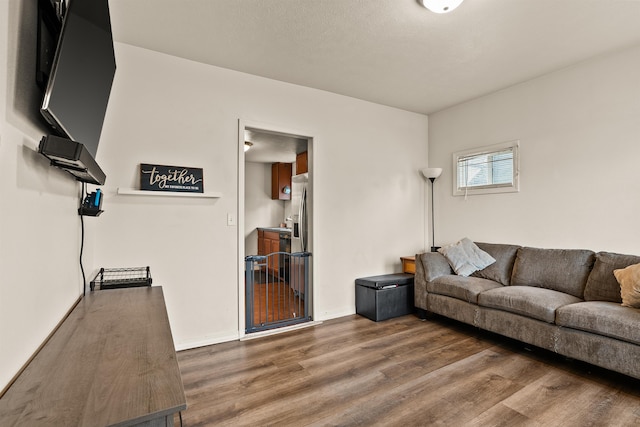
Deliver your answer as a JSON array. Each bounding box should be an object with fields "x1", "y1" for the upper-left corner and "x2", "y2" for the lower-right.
[{"x1": 90, "y1": 267, "x2": 152, "y2": 291}]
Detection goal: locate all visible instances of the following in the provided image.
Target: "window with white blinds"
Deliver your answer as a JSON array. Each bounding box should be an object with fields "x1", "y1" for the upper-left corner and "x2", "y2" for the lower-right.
[{"x1": 453, "y1": 141, "x2": 520, "y2": 196}]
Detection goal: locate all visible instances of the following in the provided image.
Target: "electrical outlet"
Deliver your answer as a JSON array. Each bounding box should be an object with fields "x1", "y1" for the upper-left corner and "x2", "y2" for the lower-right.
[{"x1": 227, "y1": 213, "x2": 236, "y2": 226}]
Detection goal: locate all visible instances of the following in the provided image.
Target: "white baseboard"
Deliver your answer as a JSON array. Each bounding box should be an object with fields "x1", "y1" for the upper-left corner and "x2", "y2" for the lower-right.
[
  {"x1": 174, "y1": 309, "x2": 355, "y2": 351},
  {"x1": 315, "y1": 307, "x2": 356, "y2": 321},
  {"x1": 174, "y1": 332, "x2": 240, "y2": 351},
  {"x1": 240, "y1": 320, "x2": 323, "y2": 341}
]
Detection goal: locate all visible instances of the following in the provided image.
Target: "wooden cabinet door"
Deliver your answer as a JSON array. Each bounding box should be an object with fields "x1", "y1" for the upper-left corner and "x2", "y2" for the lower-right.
[
  {"x1": 257, "y1": 230, "x2": 265, "y2": 255},
  {"x1": 269, "y1": 238, "x2": 280, "y2": 272},
  {"x1": 296, "y1": 151, "x2": 308, "y2": 175},
  {"x1": 264, "y1": 231, "x2": 279, "y2": 242},
  {"x1": 271, "y1": 163, "x2": 292, "y2": 200}
]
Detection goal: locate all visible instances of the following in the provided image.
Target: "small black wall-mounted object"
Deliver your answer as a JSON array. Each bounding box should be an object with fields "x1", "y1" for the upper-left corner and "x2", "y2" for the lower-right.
[
  {"x1": 79, "y1": 188, "x2": 103, "y2": 216},
  {"x1": 39, "y1": 135, "x2": 106, "y2": 185},
  {"x1": 139, "y1": 163, "x2": 204, "y2": 193}
]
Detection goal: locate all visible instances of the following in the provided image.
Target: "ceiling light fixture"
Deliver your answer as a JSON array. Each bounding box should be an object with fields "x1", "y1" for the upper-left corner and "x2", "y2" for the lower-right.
[
  {"x1": 244, "y1": 141, "x2": 253, "y2": 152},
  {"x1": 419, "y1": 0, "x2": 464, "y2": 14}
]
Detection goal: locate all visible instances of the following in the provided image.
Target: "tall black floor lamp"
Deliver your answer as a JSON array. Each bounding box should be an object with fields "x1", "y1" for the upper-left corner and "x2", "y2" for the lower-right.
[{"x1": 421, "y1": 167, "x2": 443, "y2": 252}]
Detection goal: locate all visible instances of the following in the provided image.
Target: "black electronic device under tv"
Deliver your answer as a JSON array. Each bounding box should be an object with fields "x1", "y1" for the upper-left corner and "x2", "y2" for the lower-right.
[
  {"x1": 39, "y1": 135, "x2": 106, "y2": 185},
  {"x1": 38, "y1": 0, "x2": 116, "y2": 183}
]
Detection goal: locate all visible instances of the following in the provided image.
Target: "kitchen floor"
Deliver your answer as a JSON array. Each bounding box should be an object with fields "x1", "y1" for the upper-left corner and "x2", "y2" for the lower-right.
[{"x1": 247, "y1": 269, "x2": 305, "y2": 329}]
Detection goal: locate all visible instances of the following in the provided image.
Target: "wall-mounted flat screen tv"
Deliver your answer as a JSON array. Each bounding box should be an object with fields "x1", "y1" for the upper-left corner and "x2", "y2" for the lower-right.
[{"x1": 40, "y1": 0, "x2": 116, "y2": 160}]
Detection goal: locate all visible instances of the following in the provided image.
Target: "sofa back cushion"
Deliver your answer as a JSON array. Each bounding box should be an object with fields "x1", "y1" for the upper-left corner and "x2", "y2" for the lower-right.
[
  {"x1": 471, "y1": 242, "x2": 521, "y2": 286},
  {"x1": 510, "y1": 247, "x2": 595, "y2": 298},
  {"x1": 584, "y1": 252, "x2": 640, "y2": 302},
  {"x1": 419, "y1": 252, "x2": 453, "y2": 282}
]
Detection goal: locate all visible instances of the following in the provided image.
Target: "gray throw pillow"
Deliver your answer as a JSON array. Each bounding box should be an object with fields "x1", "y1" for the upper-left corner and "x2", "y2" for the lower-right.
[{"x1": 438, "y1": 238, "x2": 496, "y2": 277}]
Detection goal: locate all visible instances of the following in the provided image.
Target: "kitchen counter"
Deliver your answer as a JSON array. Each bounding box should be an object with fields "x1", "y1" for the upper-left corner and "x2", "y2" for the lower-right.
[
  {"x1": 258, "y1": 227, "x2": 292, "y2": 233},
  {"x1": 256, "y1": 228, "x2": 292, "y2": 275}
]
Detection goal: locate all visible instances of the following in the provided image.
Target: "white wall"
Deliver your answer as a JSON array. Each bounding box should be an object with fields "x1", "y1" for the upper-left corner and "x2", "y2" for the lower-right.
[
  {"x1": 428, "y1": 45, "x2": 640, "y2": 254},
  {"x1": 244, "y1": 162, "x2": 286, "y2": 255},
  {"x1": 0, "y1": 14, "x2": 427, "y2": 389},
  {"x1": 93, "y1": 43, "x2": 429, "y2": 349},
  {"x1": 0, "y1": 1, "x2": 89, "y2": 391}
]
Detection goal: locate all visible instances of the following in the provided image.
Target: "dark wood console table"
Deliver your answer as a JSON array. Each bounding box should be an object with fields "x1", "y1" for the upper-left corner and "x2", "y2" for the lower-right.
[{"x1": 0, "y1": 287, "x2": 186, "y2": 426}]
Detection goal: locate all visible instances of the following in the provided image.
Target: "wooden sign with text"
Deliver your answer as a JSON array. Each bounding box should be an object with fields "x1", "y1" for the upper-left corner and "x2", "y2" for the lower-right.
[{"x1": 140, "y1": 164, "x2": 204, "y2": 193}]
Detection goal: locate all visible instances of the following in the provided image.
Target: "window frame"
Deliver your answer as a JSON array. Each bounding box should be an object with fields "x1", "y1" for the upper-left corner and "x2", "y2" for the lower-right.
[{"x1": 452, "y1": 140, "x2": 520, "y2": 196}]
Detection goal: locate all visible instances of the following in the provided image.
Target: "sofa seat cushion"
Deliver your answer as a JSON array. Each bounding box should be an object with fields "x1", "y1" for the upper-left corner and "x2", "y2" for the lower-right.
[
  {"x1": 427, "y1": 276, "x2": 502, "y2": 304},
  {"x1": 478, "y1": 286, "x2": 582, "y2": 323},
  {"x1": 511, "y1": 247, "x2": 595, "y2": 298},
  {"x1": 556, "y1": 301, "x2": 640, "y2": 346}
]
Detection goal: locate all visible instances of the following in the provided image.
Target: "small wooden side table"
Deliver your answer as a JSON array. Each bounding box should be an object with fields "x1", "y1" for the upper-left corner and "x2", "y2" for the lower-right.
[{"x1": 400, "y1": 256, "x2": 415, "y2": 274}]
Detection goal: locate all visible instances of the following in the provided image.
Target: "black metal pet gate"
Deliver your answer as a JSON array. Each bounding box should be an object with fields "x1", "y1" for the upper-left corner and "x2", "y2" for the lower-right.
[{"x1": 245, "y1": 251, "x2": 312, "y2": 333}]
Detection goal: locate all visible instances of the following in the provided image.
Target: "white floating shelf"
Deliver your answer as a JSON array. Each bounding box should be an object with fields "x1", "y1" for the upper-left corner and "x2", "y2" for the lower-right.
[{"x1": 117, "y1": 188, "x2": 222, "y2": 198}]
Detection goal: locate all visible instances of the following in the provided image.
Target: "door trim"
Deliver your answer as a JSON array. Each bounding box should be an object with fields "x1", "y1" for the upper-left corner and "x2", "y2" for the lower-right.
[{"x1": 237, "y1": 119, "x2": 315, "y2": 339}]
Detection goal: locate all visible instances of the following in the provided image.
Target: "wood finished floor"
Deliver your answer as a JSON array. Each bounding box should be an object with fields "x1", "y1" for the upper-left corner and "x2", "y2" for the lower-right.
[
  {"x1": 249, "y1": 280, "x2": 304, "y2": 327},
  {"x1": 176, "y1": 314, "x2": 640, "y2": 426}
]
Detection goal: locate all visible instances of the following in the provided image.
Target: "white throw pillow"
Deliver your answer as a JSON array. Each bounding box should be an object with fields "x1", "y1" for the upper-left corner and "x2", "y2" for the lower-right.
[{"x1": 438, "y1": 238, "x2": 496, "y2": 277}]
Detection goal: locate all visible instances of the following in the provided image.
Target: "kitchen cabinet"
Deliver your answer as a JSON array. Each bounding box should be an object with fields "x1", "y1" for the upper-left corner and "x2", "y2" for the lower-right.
[
  {"x1": 271, "y1": 162, "x2": 292, "y2": 200},
  {"x1": 296, "y1": 151, "x2": 308, "y2": 175},
  {"x1": 258, "y1": 229, "x2": 281, "y2": 274},
  {"x1": 257, "y1": 229, "x2": 266, "y2": 255}
]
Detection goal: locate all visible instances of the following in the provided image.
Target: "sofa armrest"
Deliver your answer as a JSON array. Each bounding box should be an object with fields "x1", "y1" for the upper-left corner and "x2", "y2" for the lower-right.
[
  {"x1": 417, "y1": 252, "x2": 453, "y2": 281},
  {"x1": 414, "y1": 252, "x2": 454, "y2": 310}
]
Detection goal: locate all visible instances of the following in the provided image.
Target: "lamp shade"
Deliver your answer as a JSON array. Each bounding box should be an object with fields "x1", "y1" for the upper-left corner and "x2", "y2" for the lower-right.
[
  {"x1": 419, "y1": 0, "x2": 464, "y2": 14},
  {"x1": 421, "y1": 167, "x2": 443, "y2": 180}
]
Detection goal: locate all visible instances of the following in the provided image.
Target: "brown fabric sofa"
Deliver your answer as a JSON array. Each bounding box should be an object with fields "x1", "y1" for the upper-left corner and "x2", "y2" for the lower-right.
[{"x1": 415, "y1": 243, "x2": 640, "y2": 379}]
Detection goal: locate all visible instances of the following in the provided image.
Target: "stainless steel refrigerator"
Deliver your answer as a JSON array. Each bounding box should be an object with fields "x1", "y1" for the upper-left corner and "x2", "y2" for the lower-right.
[
  {"x1": 291, "y1": 173, "x2": 308, "y2": 253},
  {"x1": 290, "y1": 173, "x2": 309, "y2": 298}
]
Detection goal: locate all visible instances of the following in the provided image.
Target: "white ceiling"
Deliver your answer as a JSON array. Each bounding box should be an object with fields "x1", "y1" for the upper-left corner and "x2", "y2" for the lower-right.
[
  {"x1": 243, "y1": 129, "x2": 308, "y2": 164},
  {"x1": 108, "y1": 0, "x2": 640, "y2": 115}
]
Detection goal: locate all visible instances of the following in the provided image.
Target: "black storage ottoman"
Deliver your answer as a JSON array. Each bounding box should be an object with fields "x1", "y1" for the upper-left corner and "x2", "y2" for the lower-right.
[{"x1": 355, "y1": 273, "x2": 415, "y2": 321}]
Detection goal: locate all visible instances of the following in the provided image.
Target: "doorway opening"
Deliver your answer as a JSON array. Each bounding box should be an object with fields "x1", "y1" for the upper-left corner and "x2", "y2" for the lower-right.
[
  {"x1": 244, "y1": 252, "x2": 311, "y2": 333},
  {"x1": 240, "y1": 124, "x2": 313, "y2": 334}
]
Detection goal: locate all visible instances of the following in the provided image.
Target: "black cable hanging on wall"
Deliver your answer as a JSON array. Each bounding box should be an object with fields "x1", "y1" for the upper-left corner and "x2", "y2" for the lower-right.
[{"x1": 80, "y1": 182, "x2": 87, "y2": 296}]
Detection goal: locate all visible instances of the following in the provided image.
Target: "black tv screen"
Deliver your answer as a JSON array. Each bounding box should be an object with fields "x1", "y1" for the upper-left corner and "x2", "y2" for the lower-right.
[{"x1": 40, "y1": 0, "x2": 116, "y2": 158}]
